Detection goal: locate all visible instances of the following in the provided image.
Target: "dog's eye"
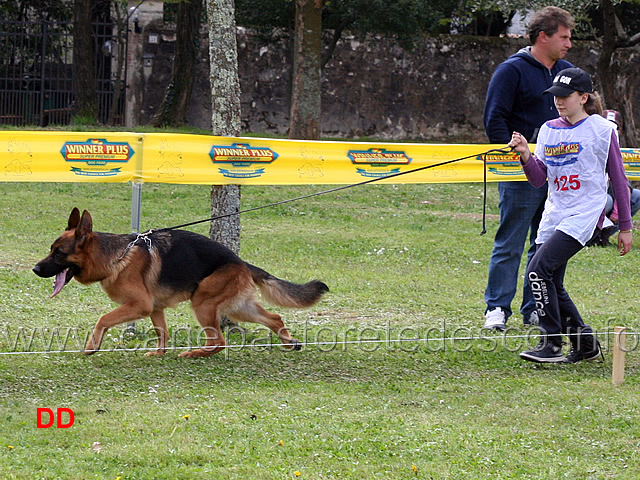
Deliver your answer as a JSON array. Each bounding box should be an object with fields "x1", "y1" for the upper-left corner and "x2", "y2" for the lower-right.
[{"x1": 53, "y1": 248, "x2": 67, "y2": 259}]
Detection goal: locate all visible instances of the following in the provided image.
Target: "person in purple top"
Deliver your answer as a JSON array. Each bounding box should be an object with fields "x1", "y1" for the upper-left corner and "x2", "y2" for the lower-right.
[
  {"x1": 483, "y1": 6, "x2": 575, "y2": 331},
  {"x1": 587, "y1": 110, "x2": 640, "y2": 246},
  {"x1": 508, "y1": 67, "x2": 633, "y2": 364}
]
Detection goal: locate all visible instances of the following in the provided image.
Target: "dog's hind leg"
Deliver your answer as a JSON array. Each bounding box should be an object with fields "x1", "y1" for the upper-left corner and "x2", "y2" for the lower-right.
[
  {"x1": 84, "y1": 301, "x2": 153, "y2": 354},
  {"x1": 228, "y1": 300, "x2": 302, "y2": 351},
  {"x1": 180, "y1": 298, "x2": 226, "y2": 358},
  {"x1": 181, "y1": 264, "x2": 257, "y2": 358},
  {"x1": 145, "y1": 309, "x2": 168, "y2": 357}
]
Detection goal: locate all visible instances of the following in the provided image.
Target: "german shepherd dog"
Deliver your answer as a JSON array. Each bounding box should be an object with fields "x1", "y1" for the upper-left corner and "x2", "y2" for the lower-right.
[{"x1": 33, "y1": 208, "x2": 329, "y2": 358}]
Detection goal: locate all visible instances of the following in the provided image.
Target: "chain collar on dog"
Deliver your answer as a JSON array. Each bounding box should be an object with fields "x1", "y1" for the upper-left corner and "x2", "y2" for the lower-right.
[{"x1": 118, "y1": 230, "x2": 155, "y2": 260}]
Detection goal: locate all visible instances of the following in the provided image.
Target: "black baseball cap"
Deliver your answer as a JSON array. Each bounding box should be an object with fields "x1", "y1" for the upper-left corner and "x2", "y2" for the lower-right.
[{"x1": 543, "y1": 67, "x2": 593, "y2": 96}]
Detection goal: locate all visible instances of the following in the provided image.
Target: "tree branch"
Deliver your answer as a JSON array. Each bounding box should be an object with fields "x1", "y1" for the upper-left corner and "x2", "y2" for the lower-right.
[
  {"x1": 617, "y1": 31, "x2": 640, "y2": 48},
  {"x1": 321, "y1": 18, "x2": 353, "y2": 69}
]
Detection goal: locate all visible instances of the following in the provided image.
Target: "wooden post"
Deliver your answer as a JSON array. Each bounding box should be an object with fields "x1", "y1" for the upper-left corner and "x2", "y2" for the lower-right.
[{"x1": 612, "y1": 326, "x2": 627, "y2": 386}]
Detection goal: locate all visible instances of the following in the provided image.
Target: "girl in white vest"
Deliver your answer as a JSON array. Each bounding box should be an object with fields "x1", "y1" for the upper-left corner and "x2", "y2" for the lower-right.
[{"x1": 508, "y1": 67, "x2": 632, "y2": 363}]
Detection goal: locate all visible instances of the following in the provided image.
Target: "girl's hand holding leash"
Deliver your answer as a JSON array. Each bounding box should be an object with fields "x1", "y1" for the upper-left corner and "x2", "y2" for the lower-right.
[{"x1": 508, "y1": 131, "x2": 531, "y2": 164}]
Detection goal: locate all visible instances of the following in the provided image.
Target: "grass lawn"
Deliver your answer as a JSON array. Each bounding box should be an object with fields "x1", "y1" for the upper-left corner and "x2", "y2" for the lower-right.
[{"x1": 1, "y1": 180, "x2": 639, "y2": 479}]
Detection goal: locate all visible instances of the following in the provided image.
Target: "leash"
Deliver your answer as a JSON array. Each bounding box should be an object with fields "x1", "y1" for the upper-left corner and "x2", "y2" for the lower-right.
[
  {"x1": 128, "y1": 146, "x2": 514, "y2": 247},
  {"x1": 479, "y1": 148, "x2": 514, "y2": 235}
]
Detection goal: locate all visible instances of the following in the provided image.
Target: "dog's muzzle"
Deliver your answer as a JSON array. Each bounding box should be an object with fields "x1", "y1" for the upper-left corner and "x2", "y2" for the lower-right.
[{"x1": 33, "y1": 264, "x2": 75, "y2": 298}]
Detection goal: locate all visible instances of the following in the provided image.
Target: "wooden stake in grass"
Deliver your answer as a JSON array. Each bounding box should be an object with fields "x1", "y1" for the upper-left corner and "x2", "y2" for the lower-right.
[{"x1": 612, "y1": 326, "x2": 627, "y2": 386}]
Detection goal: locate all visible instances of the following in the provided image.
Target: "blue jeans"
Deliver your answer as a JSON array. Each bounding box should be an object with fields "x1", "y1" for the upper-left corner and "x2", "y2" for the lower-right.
[
  {"x1": 484, "y1": 181, "x2": 547, "y2": 318},
  {"x1": 605, "y1": 188, "x2": 640, "y2": 218},
  {"x1": 632, "y1": 189, "x2": 640, "y2": 217}
]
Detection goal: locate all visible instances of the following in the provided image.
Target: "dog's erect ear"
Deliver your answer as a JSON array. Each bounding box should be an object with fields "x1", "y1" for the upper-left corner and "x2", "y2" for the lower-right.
[
  {"x1": 67, "y1": 207, "x2": 81, "y2": 231},
  {"x1": 76, "y1": 210, "x2": 93, "y2": 244}
]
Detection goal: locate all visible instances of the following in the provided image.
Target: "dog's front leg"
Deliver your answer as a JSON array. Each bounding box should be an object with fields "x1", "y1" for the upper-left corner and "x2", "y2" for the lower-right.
[
  {"x1": 145, "y1": 309, "x2": 169, "y2": 357},
  {"x1": 84, "y1": 302, "x2": 152, "y2": 354}
]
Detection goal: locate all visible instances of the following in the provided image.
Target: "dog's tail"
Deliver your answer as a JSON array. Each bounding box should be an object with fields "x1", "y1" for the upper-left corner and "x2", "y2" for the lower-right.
[{"x1": 247, "y1": 263, "x2": 329, "y2": 308}]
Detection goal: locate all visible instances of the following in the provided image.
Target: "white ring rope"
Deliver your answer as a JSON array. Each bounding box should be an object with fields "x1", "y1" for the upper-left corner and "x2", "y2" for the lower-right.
[{"x1": 0, "y1": 329, "x2": 636, "y2": 356}]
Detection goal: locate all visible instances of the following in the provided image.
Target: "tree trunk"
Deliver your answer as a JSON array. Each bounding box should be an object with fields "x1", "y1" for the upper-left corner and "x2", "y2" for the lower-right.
[
  {"x1": 596, "y1": 0, "x2": 638, "y2": 147},
  {"x1": 206, "y1": 0, "x2": 242, "y2": 253},
  {"x1": 106, "y1": 1, "x2": 129, "y2": 126},
  {"x1": 597, "y1": 0, "x2": 617, "y2": 112},
  {"x1": 73, "y1": 0, "x2": 97, "y2": 121},
  {"x1": 153, "y1": 0, "x2": 203, "y2": 127},
  {"x1": 210, "y1": 184, "x2": 241, "y2": 252},
  {"x1": 289, "y1": 0, "x2": 323, "y2": 140}
]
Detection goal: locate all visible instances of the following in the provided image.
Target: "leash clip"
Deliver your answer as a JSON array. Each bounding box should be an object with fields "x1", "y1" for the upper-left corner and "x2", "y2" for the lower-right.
[
  {"x1": 119, "y1": 229, "x2": 155, "y2": 260},
  {"x1": 136, "y1": 229, "x2": 154, "y2": 252},
  {"x1": 140, "y1": 231, "x2": 153, "y2": 251}
]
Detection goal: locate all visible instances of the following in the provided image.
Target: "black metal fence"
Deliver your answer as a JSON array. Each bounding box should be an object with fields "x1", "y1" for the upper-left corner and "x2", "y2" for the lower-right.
[{"x1": 0, "y1": 18, "x2": 127, "y2": 127}]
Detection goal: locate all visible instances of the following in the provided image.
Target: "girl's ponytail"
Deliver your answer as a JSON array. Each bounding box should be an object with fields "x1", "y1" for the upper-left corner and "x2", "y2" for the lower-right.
[{"x1": 584, "y1": 91, "x2": 603, "y2": 116}]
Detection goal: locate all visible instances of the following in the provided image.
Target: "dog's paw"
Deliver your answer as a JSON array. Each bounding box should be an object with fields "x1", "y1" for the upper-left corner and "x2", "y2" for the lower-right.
[
  {"x1": 179, "y1": 347, "x2": 222, "y2": 358},
  {"x1": 145, "y1": 350, "x2": 166, "y2": 357},
  {"x1": 178, "y1": 350, "x2": 197, "y2": 359},
  {"x1": 284, "y1": 338, "x2": 302, "y2": 351}
]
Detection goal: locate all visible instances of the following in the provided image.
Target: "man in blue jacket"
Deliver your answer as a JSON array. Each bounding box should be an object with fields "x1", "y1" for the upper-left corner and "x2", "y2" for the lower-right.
[{"x1": 483, "y1": 6, "x2": 575, "y2": 331}]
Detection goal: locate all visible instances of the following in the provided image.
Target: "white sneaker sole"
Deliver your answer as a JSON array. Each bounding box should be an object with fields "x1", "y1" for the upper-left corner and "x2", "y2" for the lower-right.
[{"x1": 519, "y1": 351, "x2": 566, "y2": 363}]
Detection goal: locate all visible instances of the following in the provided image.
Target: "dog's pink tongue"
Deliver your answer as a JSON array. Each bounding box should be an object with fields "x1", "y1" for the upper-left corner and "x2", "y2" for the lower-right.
[{"x1": 51, "y1": 269, "x2": 68, "y2": 298}]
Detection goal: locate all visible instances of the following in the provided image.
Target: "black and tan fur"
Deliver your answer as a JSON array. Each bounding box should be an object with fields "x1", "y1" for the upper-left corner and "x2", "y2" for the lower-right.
[{"x1": 33, "y1": 208, "x2": 328, "y2": 358}]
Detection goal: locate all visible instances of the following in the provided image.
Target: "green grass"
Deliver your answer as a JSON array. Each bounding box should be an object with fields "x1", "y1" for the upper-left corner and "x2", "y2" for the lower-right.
[{"x1": 1, "y1": 181, "x2": 639, "y2": 479}]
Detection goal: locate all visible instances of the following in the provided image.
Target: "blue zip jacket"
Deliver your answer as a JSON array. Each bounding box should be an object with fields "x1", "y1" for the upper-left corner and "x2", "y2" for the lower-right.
[{"x1": 483, "y1": 46, "x2": 573, "y2": 144}]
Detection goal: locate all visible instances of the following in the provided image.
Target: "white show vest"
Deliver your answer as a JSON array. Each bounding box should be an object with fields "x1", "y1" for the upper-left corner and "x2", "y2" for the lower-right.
[{"x1": 534, "y1": 115, "x2": 615, "y2": 245}]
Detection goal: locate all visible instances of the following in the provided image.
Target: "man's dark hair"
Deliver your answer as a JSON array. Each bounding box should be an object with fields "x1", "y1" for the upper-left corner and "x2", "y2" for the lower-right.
[{"x1": 528, "y1": 6, "x2": 575, "y2": 44}]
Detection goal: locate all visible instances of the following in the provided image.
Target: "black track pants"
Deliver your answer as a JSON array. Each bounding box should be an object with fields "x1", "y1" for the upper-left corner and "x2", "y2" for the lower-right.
[{"x1": 526, "y1": 230, "x2": 593, "y2": 343}]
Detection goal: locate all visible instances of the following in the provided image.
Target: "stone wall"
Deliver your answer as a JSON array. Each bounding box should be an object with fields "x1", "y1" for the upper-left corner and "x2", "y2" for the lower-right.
[{"x1": 136, "y1": 26, "x2": 638, "y2": 143}]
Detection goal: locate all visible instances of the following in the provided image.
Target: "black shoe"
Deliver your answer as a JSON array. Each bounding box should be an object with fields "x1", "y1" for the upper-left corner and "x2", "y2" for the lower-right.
[
  {"x1": 585, "y1": 226, "x2": 616, "y2": 247},
  {"x1": 523, "y1": 310, "x2": 539, "y2": 327},
  {"x1": 520, "y1": 340, "x2": 565, "y2": 363},
  {"x1": 562, "y1": 339, "x2": 604, "y2": 364},
  {"x1": 599, "y1": 226, "x2": 617, "y2": 246}
]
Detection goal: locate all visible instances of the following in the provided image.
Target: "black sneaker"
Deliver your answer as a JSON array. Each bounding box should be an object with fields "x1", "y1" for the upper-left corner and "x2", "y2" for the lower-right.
[
  {"x1": 520, "y1": 340, "x2": 565, "y2": 363},
  {"x1": 585, "y1": 226, "x2": 616, "y2": 247},
  {"x1": 523, "y1": 310, "x2": 539, "y2": 327},
  {"x1": 562, "y1": 339, "x2": 604, "y2": 364}
]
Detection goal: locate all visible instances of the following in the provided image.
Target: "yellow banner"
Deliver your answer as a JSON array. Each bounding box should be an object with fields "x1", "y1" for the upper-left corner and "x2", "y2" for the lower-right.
[{"x1": 2, "y1": 130, "x2": 640, "y2": 184}]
